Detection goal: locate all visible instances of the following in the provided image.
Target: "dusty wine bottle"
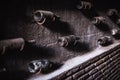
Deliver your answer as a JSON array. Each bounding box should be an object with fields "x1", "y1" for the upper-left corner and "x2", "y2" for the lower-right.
[
  {"x1": 116, "y1": 19, "x2": 120, "y2": 26},
  {"x1": 57, "y1": 35, "x2": 80, "y2": 47},
  {"x1": 97, "y1": 36, "x2": 113, "y2": 46},
  {"x1": 111, "y1": 29, "x2": 120, "y2": 39},
  {"x1": 33, "y1": 10, "x2": 60, "y2": 25},
  {"x1": 0, "y1": 38, "x2": 25, "y2": 54},
  {"x1": 76, "y1": 0, "x2": 93, "y2": 10},
  {"x1": 91, "y1": 16, "x2": 106, "y2": 25},
  {"x1": 28, "y1": 59, "x2": 57, "y2": 74},
  {"x1": 107, "y1": 9, "x2": 120, "y2": 24},
  {"x1": 107, "y1": 9, "x2": 118, "y2": 17}
]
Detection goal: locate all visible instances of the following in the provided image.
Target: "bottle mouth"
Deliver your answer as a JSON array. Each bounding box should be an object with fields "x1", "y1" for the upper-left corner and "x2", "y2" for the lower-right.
[
  {"x1": 98, "y1": 37, "x2": 108, "y2": 45},
  {"x1": 92, "y1": 17, "x2": 105, "y2": 24},
  {"x1": 107, "y1": 9, "x2": 118, "y2": 16},
  {"x1": 76, "y1": 1, "x2": 92, "y2": 10},
  {"x1": 117, "y1": 19, "x2": 120, "y2": 25},
  {"x1": 98, "y1": 39, "x2": 104, "y2": 45},
  {"x1": 98, "y1": 39, "x2": 105, "y2": 45},
  {"x1": 34, "y1": 11, "x2": 46, "y2": 25},
  {"x1": 111, "y1": 29, "x2": 118, "y2": 35},
  {"x1": 28, "y1": 61, "x2": 42, "y2": 73},
  {"x1": 58, "y1": 37, "x2": 68, "y2": 47},
  {"x1": 92, "y1": 17, "x2": 99, "y2": 24},
  {"x1": 28, "y1": 59, "x2": 50, "y2": 74}
]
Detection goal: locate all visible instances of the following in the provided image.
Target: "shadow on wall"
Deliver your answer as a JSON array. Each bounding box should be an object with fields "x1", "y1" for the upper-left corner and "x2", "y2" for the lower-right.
[
  {"x1": 94, "y1": 23, "x2": 111, "y2": 32},
  {"x1": 42, "y1": 19, "x2": 74, "y2": 35},
  {"x1": 81, "y1": 8, "x2": 99, "y2": 19},
  {"x1": 23, "y1": 44, "x2": 57, "y2": 59},
  {"x1": 64, "y1": 41, "x2": 90, "y2": 53}
]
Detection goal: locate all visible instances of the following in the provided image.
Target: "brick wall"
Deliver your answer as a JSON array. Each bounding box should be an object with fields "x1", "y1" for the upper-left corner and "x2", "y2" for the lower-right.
[{"x1": 52, "y1": 44, "x2": 120, "y2": 80}]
